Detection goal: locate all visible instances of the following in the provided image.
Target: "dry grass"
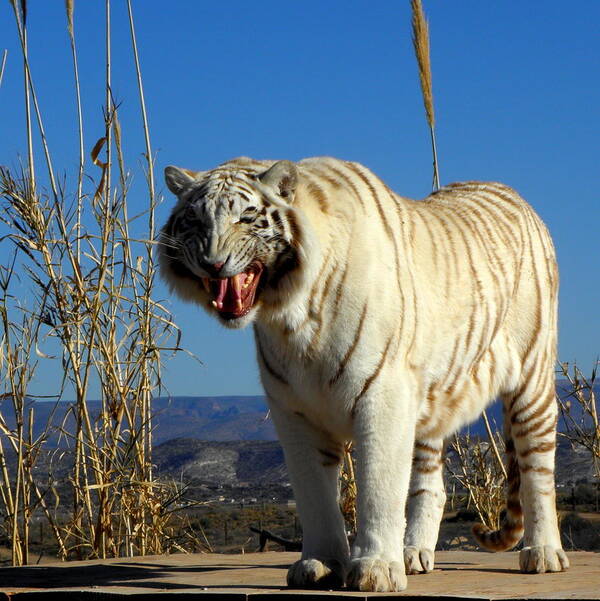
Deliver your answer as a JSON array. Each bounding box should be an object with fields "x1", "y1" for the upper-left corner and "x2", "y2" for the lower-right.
[
  {"x1": 0, "y1": 276, "x2": 59, "y2": 565},
  {"x1": 448, "y1": 430, "x2": 507, "y2": 532},
  {"x1": 339, "y1": 442, "x2": 357, "y2": 534},
  {"x1": 556, "y1": 362, "x2": 600, "y2": 552},
  {"x1": 557, "y1": 362, "x2": 599, "y2": 482},
  {"x1": 0, "y1": 1, "x2": 193, "y2": 564}
]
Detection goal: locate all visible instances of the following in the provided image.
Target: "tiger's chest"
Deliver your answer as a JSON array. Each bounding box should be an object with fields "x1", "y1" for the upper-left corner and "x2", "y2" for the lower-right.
[{"x1": 254, "y1": 323, "x2": 363, "y2": 436}]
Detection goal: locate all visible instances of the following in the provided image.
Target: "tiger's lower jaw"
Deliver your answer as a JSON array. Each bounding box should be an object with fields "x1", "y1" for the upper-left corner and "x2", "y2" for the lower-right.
[{"x1": 214, "y1": 304, "x2": 260, "y2": 329}]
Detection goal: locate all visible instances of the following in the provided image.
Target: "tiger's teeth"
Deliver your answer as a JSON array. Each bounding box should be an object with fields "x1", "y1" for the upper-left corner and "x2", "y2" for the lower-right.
[
  {"x1": 236, "y1": 299, "x2": 243, "y2": 312},
  {"x1": 202, "y1": 278, "x2": 210, "y2": 292},
  {"x1": 214, "y1": 279, "x2": 227, "y2": 309},
  {"x1": 211, "y1": 300, "x2": 218, "y2": 308},
  {"x1": 232, "y1": 273, "x2": 243, "y2": 299},
  {"x1": 246, "y1": 272, "x2": 254, "y2": 285}
]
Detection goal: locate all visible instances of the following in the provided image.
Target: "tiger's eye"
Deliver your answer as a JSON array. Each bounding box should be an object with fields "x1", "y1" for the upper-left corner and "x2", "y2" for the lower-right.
[{"x1": 237, "y1": 207, "x2": 257, "y2": 224}]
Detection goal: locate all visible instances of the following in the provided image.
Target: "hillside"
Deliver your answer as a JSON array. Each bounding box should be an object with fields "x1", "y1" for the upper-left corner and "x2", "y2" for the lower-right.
[
  {"x1": 2, "y1": 378, "x2": 594, "y2": 445},
  {"x1": 0, "y1": 435, "x2": 593, "y2": 509},
  {"x1": 153, "y1": 439, "x2": 287, "y2": 485},
  {"x1": 153, "y1": 435, "x2": 596, "y2": 489}
]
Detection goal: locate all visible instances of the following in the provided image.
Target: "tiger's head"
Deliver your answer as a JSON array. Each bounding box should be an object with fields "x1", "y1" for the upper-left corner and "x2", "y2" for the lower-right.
[{"x1": 159, "y1": 158, "x2": 314, "y2": 329}]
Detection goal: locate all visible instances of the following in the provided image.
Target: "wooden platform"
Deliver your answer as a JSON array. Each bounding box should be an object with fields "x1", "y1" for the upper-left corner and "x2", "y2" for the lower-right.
[{"x1": 1, "y1": 551, "x2": 598, "y2": 600}]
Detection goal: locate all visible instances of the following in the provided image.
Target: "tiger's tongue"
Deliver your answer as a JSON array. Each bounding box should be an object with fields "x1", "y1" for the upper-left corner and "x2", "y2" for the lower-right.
[{"x1": 213, "y1": 274, "x2": 245, "y2": 312}]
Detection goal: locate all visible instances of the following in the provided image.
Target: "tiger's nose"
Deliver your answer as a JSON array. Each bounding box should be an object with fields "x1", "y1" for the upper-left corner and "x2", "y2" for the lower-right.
[{"x1": 203, "y1": 260, "x2": 225, "y2": 277}]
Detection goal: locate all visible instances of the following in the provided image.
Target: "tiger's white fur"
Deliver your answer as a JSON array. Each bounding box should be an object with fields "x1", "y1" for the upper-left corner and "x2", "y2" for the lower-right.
[{"x1": 160, "y1": 156, "x2": 568, "y2": 592}]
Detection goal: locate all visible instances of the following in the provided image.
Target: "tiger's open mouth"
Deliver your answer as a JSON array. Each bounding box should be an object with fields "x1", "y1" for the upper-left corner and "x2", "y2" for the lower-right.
[{"x1": 203, "y1": 261, "x2": 264, "y2": 319}]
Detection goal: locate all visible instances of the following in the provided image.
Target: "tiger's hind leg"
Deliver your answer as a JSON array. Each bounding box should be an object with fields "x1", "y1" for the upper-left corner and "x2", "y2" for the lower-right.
[
  {"x1": 508, "y1": 369, "x2": 569, "y2": 573},
  {"x1": 404, "y1": 438, "x2": 446, "y2": 574}
]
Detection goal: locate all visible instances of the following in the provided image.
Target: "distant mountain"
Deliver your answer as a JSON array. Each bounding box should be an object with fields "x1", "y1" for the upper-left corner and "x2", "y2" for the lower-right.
[
  {"x1": 0, "y1": 378, "x2": 596, "y2": 446},
  {"x1": 151, "y1": 396, "x2": 275, "y2": 443},
  {"x1": 0, "y1": 395, "x2": 275, "y2": 446}
]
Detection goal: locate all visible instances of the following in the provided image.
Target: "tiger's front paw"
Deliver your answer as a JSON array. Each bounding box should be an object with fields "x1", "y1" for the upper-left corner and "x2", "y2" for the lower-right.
[
  {"x1": 346, "y1": 557, "x2": 407, "y2": 592},
  {"x1": 404, "y1": 546, "x2": 435, "y2": 574},
  {"x1": 519, "y1": 546, "x2": 569, "y2": 573},
  {"x1": 287, "y1": 558, "x2": 345, "y2": 589}
]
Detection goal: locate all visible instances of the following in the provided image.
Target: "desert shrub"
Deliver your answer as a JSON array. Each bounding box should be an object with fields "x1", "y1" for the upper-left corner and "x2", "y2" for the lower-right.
[{"x1": 560, "y1": 512, "x2": 600, "y2": 551}]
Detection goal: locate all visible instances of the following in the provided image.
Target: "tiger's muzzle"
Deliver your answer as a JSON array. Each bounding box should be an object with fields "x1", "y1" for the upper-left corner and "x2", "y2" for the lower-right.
[{"x1": 202, "y1": 260, "x2": 265, "y2": 320}]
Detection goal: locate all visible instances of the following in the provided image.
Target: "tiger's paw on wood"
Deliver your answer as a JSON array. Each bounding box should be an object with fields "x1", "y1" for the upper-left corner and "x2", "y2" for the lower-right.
[
  {"x1": 404, "y1": 546, "x2": 435, "y2": 574},
  {"x1": 346, "y1": 558, "x2": 407, "y2": 592},
  {"x1": 519, "y1": 546, "x2": 570, "y2": 573},
  {"x1": 286, "y1": 558, "x2": 344, "y2": 589}
]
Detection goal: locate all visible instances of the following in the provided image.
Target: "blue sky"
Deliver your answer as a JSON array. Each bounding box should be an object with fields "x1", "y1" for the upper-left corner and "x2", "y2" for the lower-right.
[{"x1": 0, "y1": 1, "x2": 598, "y2": 398}]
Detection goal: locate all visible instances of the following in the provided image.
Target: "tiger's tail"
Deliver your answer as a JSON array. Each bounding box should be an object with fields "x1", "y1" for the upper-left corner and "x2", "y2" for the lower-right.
[{"x1": 472, "y1": 437, "x2": 524, "y2": 551}]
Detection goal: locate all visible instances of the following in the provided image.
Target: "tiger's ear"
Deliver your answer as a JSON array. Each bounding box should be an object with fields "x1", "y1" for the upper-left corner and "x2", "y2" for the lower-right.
[
  {"x1": 164, "y1": 165, "x2": 197, "y2": 195},
  {"x1": 258, "y1": 160, "x2": 298, "y2": 202}
]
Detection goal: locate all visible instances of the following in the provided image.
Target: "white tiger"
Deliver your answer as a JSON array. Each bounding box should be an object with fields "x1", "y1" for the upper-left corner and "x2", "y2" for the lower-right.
[{"x1": 159, "y1": 156, "x2": 568, "y2": 592}]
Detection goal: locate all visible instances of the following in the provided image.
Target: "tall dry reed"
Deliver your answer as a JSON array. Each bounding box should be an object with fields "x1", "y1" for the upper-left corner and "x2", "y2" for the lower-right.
[
  {"x1": 0, "y1": 50, "x2": 8, "y2": 89},
  {"x1": 0, "y1": 0, "x2": 191, "y2": 564},
  {"x1": 410, "y1": 0, "x2": 440, "y2": 190}
]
